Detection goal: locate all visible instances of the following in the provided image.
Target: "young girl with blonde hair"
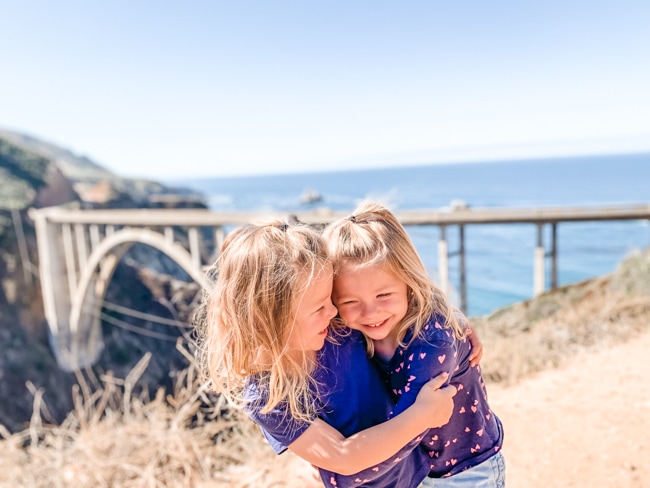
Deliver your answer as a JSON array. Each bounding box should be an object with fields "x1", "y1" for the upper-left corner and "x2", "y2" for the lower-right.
[
  {"x1": 197, "y1": 220, "x2": 459, "y2": 487},
  {"x1": 324, "y1": 203, "x2": 505, "y2": 487}
]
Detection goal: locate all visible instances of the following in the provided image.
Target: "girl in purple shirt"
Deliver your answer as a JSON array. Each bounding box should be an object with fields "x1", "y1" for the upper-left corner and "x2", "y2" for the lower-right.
[{"x1": 324, "y1": 202, "x2": 506, "y2": 487}]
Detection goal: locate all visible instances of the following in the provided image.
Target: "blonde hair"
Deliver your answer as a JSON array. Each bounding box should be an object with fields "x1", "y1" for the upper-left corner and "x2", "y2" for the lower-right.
[
  {"x1": 323, "y1": 202, "x2": 465, "y2": 356},
  {"x1": 195, "y1": 221, "x2": 330, "y2": 422}
]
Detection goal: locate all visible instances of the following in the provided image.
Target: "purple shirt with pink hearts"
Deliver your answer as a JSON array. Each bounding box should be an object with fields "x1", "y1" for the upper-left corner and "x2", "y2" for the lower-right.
[{"x1": 377, "y1": 313, "x2": 504, "y2": 478}]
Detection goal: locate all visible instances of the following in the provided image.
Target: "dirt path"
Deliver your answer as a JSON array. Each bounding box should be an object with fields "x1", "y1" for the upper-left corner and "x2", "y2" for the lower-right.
[{"x1": 489, "y1": 329, "x2": 650, "y2": 487}]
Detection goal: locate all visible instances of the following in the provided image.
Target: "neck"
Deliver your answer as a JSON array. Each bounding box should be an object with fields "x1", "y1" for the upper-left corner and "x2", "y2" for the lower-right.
[
  {"x1": 286, "y1": 348, "x2": 318, "y2": 371},
  {"x1": 373, "y1": 337, "x2": 399, "y2": 361}
]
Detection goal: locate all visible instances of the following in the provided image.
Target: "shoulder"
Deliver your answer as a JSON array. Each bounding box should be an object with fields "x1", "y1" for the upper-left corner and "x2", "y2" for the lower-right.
[
  {"x1": 417, "y1": 313, "x2": 455, "y2": 345},
  {"x1": 243, "y1": 377, "x2": 311, "y2": 454},
  {"x1": 320, "y1": 327, "x2": 366, "y2": 362},
  {"x1": 327, "y1": 325, "x2": 364, "y2": 345},
  {"x1": 242, "y1": 375, "x2": 271, "y2": 419},
  {"x1": 318, "y1": 327, "x2": 367, "y2": 371}
]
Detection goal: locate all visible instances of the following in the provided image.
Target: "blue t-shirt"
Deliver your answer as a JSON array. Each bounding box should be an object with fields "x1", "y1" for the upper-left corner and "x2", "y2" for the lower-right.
[
  {"x1": 244, "y1": 328, "x2": 431, "y2": 488},
  {"x1": 377, "y1": 314, "x2": 504, "y2": 478}
]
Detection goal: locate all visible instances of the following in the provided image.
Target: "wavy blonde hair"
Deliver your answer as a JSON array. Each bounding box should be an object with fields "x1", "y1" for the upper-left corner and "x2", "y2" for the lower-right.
[
  {"x1": 323, "y1": 202, "x2": 465, "y2": 356},
  {"x1": 195, "y1": 221, "x2": 330, "y2": 422}
]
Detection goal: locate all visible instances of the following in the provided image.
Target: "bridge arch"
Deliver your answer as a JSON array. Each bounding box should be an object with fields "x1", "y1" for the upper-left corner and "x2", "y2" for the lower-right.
[{"x1": 65, "y1": 228, "x2": 213, "y2": 370}]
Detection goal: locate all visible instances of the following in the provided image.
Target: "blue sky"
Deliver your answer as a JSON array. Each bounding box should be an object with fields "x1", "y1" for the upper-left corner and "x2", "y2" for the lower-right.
[{"x1": 2, "y1": 1, "x2": 649, "y2": 178}]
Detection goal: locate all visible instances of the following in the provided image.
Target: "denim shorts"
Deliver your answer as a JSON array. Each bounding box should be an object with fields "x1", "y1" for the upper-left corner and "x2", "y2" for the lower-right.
[{"x1": 418, "y1": 451, "x2": 506, "y2": 488}]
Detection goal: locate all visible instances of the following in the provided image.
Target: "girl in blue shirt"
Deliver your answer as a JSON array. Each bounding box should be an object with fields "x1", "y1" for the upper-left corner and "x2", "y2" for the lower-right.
[{"x1": 324, "y1": 202, "x2": 506, "y2": 487}]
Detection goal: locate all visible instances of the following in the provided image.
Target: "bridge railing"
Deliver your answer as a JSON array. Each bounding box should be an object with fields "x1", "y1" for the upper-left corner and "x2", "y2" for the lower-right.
[{"x1": 29, "y1": 203, "x2": 650, "y2": 371}]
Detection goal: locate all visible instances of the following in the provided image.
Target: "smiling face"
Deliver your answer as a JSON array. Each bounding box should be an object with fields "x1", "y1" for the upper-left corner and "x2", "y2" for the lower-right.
[
  {"x1": 287, "y1": 264, "x2": 338, "y2": 355},
  {"x1": 332, "y1": 261, "x2": 409, "y2": 358}
]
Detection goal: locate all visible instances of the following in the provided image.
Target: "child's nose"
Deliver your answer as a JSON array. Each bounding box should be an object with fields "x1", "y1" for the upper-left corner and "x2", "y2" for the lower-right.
[{"x1": 360, "y1": 301, "x2": 377, "y2": 317}]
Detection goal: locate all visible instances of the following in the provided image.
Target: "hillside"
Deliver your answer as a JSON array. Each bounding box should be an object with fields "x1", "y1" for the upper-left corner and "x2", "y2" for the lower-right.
[
  {"x1": 472, "y1": 246, "x2": 650, "y2": 385},
  {"x1": 0, "y1": 129, "x2": 204, "y2": 207},
  {"x1": 0, "y1": 129, "x2": 115, "y2": 182}
]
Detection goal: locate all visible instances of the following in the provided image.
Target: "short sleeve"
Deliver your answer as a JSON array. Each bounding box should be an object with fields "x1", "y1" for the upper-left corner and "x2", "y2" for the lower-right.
[
  {"x1": 388, "y1": 318, "x2": 456, "y2": 419},
  {"x1": 243, "y1": 381, "x2": 312, "y2": 454}
]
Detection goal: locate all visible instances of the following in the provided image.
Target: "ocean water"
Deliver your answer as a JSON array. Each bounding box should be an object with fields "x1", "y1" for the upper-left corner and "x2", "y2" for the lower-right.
[{"x1": 177, "y1": 153, "x2": 650, "y2": 316}]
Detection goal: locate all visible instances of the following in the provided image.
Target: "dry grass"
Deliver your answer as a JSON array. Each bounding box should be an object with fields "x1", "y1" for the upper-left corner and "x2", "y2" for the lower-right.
[
  {"x1": 2, "y1": 248, "x2": 649, "y2": 487},
  {"x1": 474, "y1": 267, "x2": 650, "y2": 385},
  {"x1": 0, "y1": 343, "x2": 311, "y2": 488}
]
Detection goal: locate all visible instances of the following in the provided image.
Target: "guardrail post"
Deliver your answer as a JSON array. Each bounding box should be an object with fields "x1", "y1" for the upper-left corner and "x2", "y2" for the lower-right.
[
  {"x1": 214, "y1": 226, "x2": 226, "y2": 258},
  {"x1": 188, "y1": 227, "x2": 201, "y2": 269},
  {"x1": 438, "y1": 225, "x2": 449, "y2": 295},
  {"x1": 534, "y1": 223, "x2": 546, "y2": 295},
  {"x1": 75, "y1": 224, "x2": 88, "y2": 269},
  {"x1": 164, "y1": 226, "x2": 174, "y2": 244},
  {"x1": 61, "y1": 223, "x2": 77, "y2": 296},
  {"x1": 459, "y1": 224, "x2": 467, "y2": 313},
  {"x1": 550, "y1": 222, "x2": 558, "y2": 289}
]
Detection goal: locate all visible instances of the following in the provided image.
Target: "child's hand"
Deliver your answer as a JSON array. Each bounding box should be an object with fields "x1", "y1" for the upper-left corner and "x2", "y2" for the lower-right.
[
  {"x1": 466, "y1": 322, "x2": 483, "y2": 367},
  {"x1": 454, "y1": 308, "x2": 483, "y2": 367},
  {"x1": 415, "y1": 372, "x2": 457, "y2": 428}
]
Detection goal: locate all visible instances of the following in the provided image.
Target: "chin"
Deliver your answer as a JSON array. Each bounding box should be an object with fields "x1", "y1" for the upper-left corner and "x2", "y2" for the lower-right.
[{"x1": 366, "y1": 331, "x2": 390, "y2": 342}]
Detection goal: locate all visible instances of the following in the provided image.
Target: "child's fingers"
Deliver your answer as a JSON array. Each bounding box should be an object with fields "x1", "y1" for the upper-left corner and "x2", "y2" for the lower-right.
[
  {"x1": 426, "y1": 371, "x2": 449, "y2": 390},
  {"x1": 468, "y1": 343, "x2": 483, "y2": 367},
  {"x1": 439, "y1": 384, "x2": 457, "y2": 398},
  {"x1": 466, "y1": 324, "x2": 484, "y2": 367}
]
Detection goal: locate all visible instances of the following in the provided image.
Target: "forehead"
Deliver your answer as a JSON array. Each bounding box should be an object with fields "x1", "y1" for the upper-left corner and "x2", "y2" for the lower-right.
[
  {"x1": 338, "y1": 259, "x2": 389, "y2": 275},
  {"x1": 296, "y1": 263, "x2": 333, "y2": 298},
  {"x1": 335, "y1": 261, "x2": 402, "y2": 286}
]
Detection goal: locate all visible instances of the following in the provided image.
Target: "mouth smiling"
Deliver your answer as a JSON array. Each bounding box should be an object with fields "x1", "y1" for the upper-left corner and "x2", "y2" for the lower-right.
[{"x1": 364, "y1": 318, "x2": 389, "y2": 328}]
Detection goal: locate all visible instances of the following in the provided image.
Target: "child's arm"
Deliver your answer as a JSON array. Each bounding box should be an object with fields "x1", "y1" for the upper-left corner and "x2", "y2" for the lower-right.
[
  {"x1": 287, "y1": 372, "x2": 455, "y2": 476},
  {"x1": 388, "y1": 328, "x2": 458, "y2": 419}
]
